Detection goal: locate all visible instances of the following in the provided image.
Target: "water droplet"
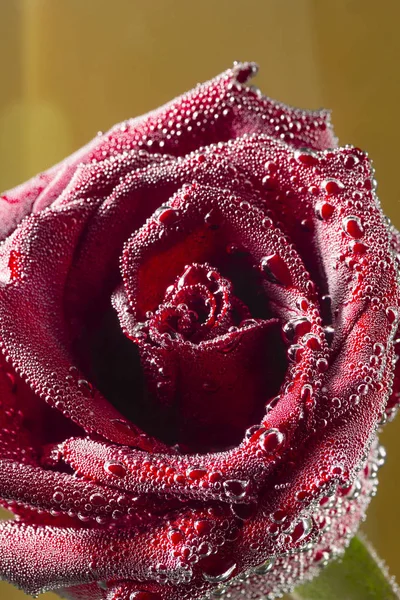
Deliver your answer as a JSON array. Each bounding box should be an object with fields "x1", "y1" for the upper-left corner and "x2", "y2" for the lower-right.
[
  {"x1": 223, "y1": 479, "x2": 250, "y2": 500},
  {"x1": 265, "y1": 396, "x2": 280, "y2": 412},
  {"x1": 230, "y1": 502, "x2": 257, "y2": 520},
  {"x1": 110, "y1": 418, "x2": 137, "y2": 434},
  {"x1": 195, "y1": 520, "x2": 213, "y2": 535},
  {"x1": 324, "y1": 325, "x2": 335, "y2": 345},
  {"x1": 253, "y1": 556, "x2": 276, "y2": 575},
  {"x1": 283, "y1": 317, "x2": 311, "y2": 341},
  {"x1": 104, "y1": 461, "x2": 127, "y2": 478},
  {"x1": 245, "y1": 424, "x2": 263, "y2": 440},
  {"x1": 343, "y1": 154, "x2": 360, "y2": 169},
  {"x1": 264, "y1": 160, "x2": 277, "y2": 173},
  {"x1": 77, "y1": 379, "x2": 94, "y2": 397},
  {"x1": 349, "y1": 241, "x2": 368, "y2": 254},
  {"x1": 315, "y1": 201, "x2": 335, "y2": 221},
  {"x1": 314, "y1": 550, "x2": 331, "y2": 565},
  {"x1": 290, "y1": 517, "x2": 313, "y2": 543},
  {"x1": 262, "y1": 175, "x2": 277, "y2": 190},
  {"x1": 323, "y1": 179, "x2": 345, "y2": 194},
  {"x1": 155, "y1": 205, "x2": 179, "y2": 225},
  {"x1": 211, "y1": 586, "x2": 227, "y2": 598},
  {"x1": 202, "y1": 559, "x2": 237, "y2": 583},
  {"x1": 373, "y1": 342, "x2": 385, "y2": 356},
  {"x1": 342, "y1": 215, "x2": 364, "y2": 239},
  {"x1": 301, "y1": 384, "x2": 313, "y2": 401},
  {"x1": 304, "y1": 333, "x2": 321, "y2": 350},
  {"x1": 294, "y1": 148, "x2": 319, "y2": 166},
  {"x1": 186, "y1": 467, "x2": 207, "y2": 481},
  {"x1": 52, "y1": 491, "x2": 64, "y2": 503},
  {"x1": 386, "y1": 307, "x2": 398, "y2": 324},
  {"x1": 341, "y1": 479, "x2": 362, "y2": 499},
  {"x1": 89, "y1": 493, "x2": 105, "y2": 506},
  {"x1": 271, "y1": 508, "x2": 288, "y2": 523},
  {"x1": 168, "y1": 529, "x2": 184, "y2": 545},
  {"x1": 259, "y1": 428, "x2": 285, "y2": 454},
  {"x1": 317, "y1": 358, "x2": 329, "y2": 372},
  {"x1": 260, "y1": 254, "x2": 291, "y2": 286},
  {"x1": 287, "y1": 344, "x2": 304, "y2": 363}
]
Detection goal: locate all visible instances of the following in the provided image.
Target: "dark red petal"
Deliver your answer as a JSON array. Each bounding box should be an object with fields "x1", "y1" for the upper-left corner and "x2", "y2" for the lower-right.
[
  {"x1": 0, "y1": 168, "x2": 58, "y2": 241},
  {"x1": 1, "y1": 62, "x2": 336, "y2": 241},
  {"x1": 0, "y1": 359, "x2": 38, "y2": 464},
  {"x1": 0, "y1": 460, "x2": 142, "y2": 524},
  {"x1": 120, "y1": 184, "x2": 314, "y2": 318},
  {"x1": 37, "y1": 149, "x2": 172, "y2": 213},
  {"x1": 0, "y1": 202, "x2": 168, "y2": 450}
]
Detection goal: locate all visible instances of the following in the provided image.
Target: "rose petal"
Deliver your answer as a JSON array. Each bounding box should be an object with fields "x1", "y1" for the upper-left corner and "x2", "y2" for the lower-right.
[
  {"x1": 0, "y1": 460, "x2": 142, "y2": 523},
  {"x1": 1, "y1": 62, "x2": 336, "y2": 241},
  {"x1": 0, "y1": 202, "x2": 169, "y2": 450}
]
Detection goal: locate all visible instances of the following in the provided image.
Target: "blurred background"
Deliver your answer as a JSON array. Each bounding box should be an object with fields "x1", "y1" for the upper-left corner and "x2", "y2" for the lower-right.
[{"x1": 0, "y1": 0, "x2": 399, "y2": 598}]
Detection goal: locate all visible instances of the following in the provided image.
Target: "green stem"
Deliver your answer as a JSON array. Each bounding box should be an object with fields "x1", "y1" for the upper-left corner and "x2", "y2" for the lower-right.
[{"x1": 291, "y1": 535, "x2": 399, "y2": 600}]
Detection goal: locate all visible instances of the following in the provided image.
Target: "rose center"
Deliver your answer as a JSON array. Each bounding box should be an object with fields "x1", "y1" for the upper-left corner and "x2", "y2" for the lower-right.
[{"x1": 148, "y1": 263, "x2": 248, "y2": 344}]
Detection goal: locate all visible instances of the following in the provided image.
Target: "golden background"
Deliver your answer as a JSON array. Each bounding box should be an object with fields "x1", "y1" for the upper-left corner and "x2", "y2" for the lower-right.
[{"x1": 0, "y1": 0, "x2": 399, "y2": 598}]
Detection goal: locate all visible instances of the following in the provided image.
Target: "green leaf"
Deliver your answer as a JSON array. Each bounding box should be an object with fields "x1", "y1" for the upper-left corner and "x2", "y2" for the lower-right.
[{"x1": 291, "y1": 535, "x2": 400, "y2": 600}]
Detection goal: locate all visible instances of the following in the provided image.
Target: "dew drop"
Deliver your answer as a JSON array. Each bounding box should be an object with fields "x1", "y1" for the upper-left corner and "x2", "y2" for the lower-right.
[
  {"x1": 265, "y1": 396, "x2": 280, "y2": 412},
  {"x1": 260, "y1": 254, "x2": 291, "y2": 286},
  {"x1": 52, "y1": 491, "x2": 64, "y2": 503},
  {"x1": 195, "y1": 520, "x2": 213, "y2": 536},
  {"x1": 223, "y1": 479, "x2": 250, "y2": 500},
  {"x1": 343, "y1": 154, "x2": 360, "y2": 169},
  {"x1": 253, "y1": 557, "x2": 276, "y2": 575},
  {"x1": 259, "y1": 428, "x2": 285, "y2": 454},
  {"x1": 315, "y1": 201, "x2": 335, "y2": 221},
  {"x1": 294, "y1": 148, "x2": 319, "y2": 166},
  {"x1": 155, "y1": 205, "x2": 179, "y2": 225},
  {"x1": 317, "y1": 358, "x2": 329, "y2": 372},
  {"x1": 323, "y1": 325, "x2": 335, "y2": 345},
  {"x1": 202, "y1": 559, "x2": 237, "y2": 583},
  {"x1": 186, "y1": 467, "x2": 207, "y2": 481},
  {"x1": 357, "y1": 383, "x2": 369, "y2": 396},
  {"x1": 168, "y1": 529, "x2": 184, "y2": 545},
  {"x1": 230, "y1": 502, "x2": 257, "y2": 520},
  {"x1": 350, "y1": 241, "x2": 368, "y2": 254},
  {"x1": 262, "y1": 175, "x2": 277, "y2": 190},
  {"x1": 89, "y1": 493, "x2": 105, "y2": 506},
  {"x1": 290, "y1": 517, "x2": 313, "y2": 543},
  {"x1": 386, "y1": 307, "x2": 398, "y2": 324},
  {"x1": 287, "y1": 344, "x2": 304, "y2": 363},
  {"x1": 104, "y1": 461, "x2": 127, "y2": 478},
  {"x1": 323, "y1": 179, "x2": 345, "y2": 194},
  {"x1": 342, "y1": 215, "x2": 364, "y2": 239},
  {"x1": 373, "y1": 342, "x2": 385, "y2": 356},
  {"x1": 282, "y1": 317, "x2": 311, "y2": 341}
]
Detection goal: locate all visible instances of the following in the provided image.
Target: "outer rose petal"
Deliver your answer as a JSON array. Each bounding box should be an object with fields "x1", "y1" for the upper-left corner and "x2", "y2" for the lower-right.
[
  {"x1": 0, "y1": 202, "x2": 169, "y2": 450},
  {"x1": 0, "y1": 443, "x2": 381, "y2": 600},
  {"x1": 0, "y1": 62, "x2": 336, "y2": 240}
]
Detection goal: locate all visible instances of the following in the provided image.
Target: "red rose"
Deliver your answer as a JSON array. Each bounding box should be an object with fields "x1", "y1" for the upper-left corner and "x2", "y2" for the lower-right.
[{"x1": 0, "y1": 62, "x2": 399, "y2": 600}]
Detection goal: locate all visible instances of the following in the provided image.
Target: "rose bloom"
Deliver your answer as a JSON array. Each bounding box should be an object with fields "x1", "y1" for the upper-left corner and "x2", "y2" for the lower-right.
[{"x1": 0, "y1": 62, "x2": 399, "y2": 600}]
